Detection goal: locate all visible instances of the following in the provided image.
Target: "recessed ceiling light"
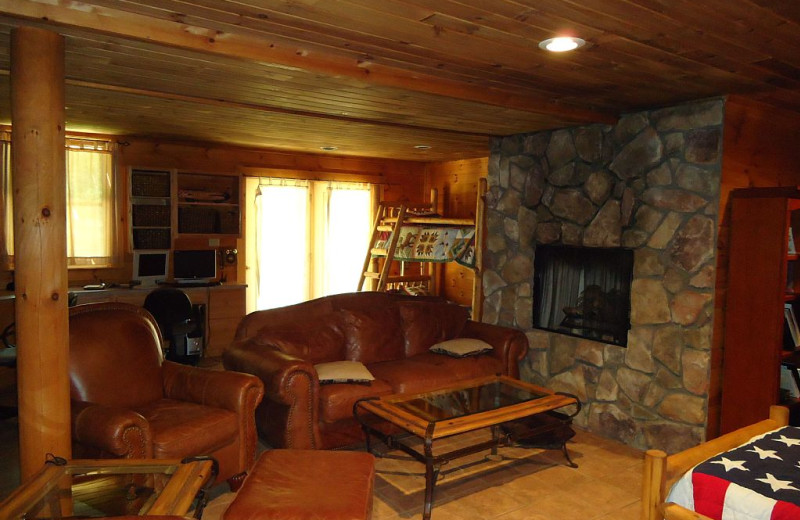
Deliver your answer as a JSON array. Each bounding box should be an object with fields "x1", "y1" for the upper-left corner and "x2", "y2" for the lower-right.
[
  {"x1": 320, "y1": 146, "x2": 338, "y2": 151},
  {"x1": 538, "y1": 36, "x2": 585, "y2": 52},
  {"x1": 414, "y1": 145, "x2": 431, "y2": 150}
]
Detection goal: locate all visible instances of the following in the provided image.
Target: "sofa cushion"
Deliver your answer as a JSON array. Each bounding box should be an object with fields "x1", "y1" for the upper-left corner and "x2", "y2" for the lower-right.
[
  {"x1": 407, "y1": 352, "x2": 503, "y2": 381},
  {"x1": 135, "y1": 398, "x2": 238, "y2": 459},
  {"x1": 254, "y1": 314, "x2": 346, "y2": 364},
  {"x1": 399, "y1": 300, "x2": 470, "y2": 356},
  {"x1": 366, "y1": 358, "x2": 463, "y2": 395},
  {"x1": 339, "y1": 306, "x2": 405, "y2": 364},
  {"x1": 318, "y1": 379, "x2": 393, "y2": 423}
]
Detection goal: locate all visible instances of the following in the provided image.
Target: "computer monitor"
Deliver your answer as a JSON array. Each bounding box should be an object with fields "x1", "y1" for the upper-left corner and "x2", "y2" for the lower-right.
[
  {"x1": 132, "y1": 250, "x2": 169, "y2": 287},
  {"x1": 173, "y1": 249, "x2": 218, "y2": 283}
]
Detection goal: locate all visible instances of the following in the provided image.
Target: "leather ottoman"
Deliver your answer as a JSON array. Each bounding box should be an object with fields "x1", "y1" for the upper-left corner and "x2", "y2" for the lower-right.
[{"x1": 223, "y1": 449, "x2": 375, "y2": 520}]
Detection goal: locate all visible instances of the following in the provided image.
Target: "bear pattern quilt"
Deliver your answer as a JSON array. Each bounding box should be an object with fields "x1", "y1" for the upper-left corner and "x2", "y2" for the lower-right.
[{"x1": 374, "y1": 226, "x2": 475, "y2": 267}]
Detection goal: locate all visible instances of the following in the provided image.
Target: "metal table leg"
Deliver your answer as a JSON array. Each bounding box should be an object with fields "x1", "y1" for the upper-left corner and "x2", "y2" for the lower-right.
[{"x1": 422, "y1": 426, "x2": 438, "y2": 520}]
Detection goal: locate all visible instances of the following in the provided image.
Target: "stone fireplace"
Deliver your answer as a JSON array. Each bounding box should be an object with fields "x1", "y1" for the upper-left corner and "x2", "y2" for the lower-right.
[
  {"x1": 533, "y1": 244, "x2": 633, "y2": 347},
  {"x1": 482, "y1": 98, "x2": 723, "y2": 452}
]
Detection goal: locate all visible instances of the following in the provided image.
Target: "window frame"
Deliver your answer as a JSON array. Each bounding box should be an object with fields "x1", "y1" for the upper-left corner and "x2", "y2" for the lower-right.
[{"x1": 1, "y1": 131, "x2": 122, "y2": 270}]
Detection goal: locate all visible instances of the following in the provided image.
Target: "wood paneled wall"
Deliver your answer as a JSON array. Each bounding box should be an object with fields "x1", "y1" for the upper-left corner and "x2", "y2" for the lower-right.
[
  {"x1": 428, "y1": 157, "x2": 488, "y2": 306},
  {"x1": 708, "y1": 95, "x2": 800, "y2": 437},
  {"x1": 59, "y1": 137, "x2": 428, "y2": 286}
]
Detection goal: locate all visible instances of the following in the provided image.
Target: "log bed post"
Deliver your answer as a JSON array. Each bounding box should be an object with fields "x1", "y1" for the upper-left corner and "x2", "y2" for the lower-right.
[
  {"x1": 471, "y1": 178, "x2": 486, "y2": 321},
  {"x1": 642, "y1": 449, "x2": 667, "y2": 520},
  {"x1": 11, "y1": 26, "x2": 71, "y2": 478}
]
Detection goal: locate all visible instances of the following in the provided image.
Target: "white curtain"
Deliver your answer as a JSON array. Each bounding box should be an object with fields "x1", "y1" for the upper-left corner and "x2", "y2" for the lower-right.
[
  {"x1": 318, "y1": 182, "x2": 372, "y2": 297},
  {"x1": 248, "y1": 177, "x2": 374, "y2": 312},
  {"x1": 0, "y1": 133, "x2": 11, "y2": 268},
  {"x1": 1, "y1": 134, "x2": 117, "y2": 268},
  {"x1": 66, "y1": 141, "x2": 116, "y2": 266},
  {"x1": 253, "y1": 179, "x2": 310, "y2": 310}
]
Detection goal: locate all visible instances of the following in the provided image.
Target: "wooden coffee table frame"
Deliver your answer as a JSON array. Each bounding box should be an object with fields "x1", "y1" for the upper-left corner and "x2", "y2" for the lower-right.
[
  {"x1": 353, "y1": 375, "x2": 580, "y2": 520},
  {"x1": 0, "y1": 457, "x2": 216, "y2": 519}
]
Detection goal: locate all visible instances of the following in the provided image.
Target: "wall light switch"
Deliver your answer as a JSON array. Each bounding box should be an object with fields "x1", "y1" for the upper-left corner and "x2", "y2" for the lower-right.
[{"x1": 208, "y1": 238, "x2": 220, "y2": 247}]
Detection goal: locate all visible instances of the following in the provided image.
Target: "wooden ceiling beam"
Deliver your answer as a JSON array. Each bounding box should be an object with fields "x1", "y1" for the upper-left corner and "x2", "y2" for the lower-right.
[
  {"x1": 53, "y1": 76, "x2": 493, "y2": 138},
  {"x1": 0, "y1": 0, "x2": 618, "y2": 126}
]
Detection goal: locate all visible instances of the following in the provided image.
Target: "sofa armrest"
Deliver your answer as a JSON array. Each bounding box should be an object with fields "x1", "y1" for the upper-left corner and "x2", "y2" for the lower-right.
[
  {"x1": 161, "y1": 361, "x2": 264, "y2": 414},
  {"x1": 461, "y1": 321, "x2": 529, "y2": 378},
  {"x1": 71, "y1": 400, "x2": 151, "y2": 458},
  {"x1": 223, "y1": 339, "x2": 321, "y2": 449}
]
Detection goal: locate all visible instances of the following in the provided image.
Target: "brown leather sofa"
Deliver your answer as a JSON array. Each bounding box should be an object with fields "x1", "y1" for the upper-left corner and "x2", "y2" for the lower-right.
[
  {"x1": 223, "y1": 292, "x2": 529, "y2": 450},
  {"x1": 69, "y1": 302, "x2": 264, "y2": 484}
]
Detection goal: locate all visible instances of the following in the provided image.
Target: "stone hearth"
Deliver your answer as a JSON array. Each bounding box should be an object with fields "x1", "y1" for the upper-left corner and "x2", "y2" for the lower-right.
[{"x1": 482, "y1": 98, "x2": 723, "y2": 452}]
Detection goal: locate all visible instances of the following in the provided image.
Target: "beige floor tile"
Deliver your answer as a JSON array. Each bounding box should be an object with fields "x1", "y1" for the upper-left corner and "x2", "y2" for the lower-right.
[{"x1": 0, "y1": 421, "x2": 647, "y2": 520}]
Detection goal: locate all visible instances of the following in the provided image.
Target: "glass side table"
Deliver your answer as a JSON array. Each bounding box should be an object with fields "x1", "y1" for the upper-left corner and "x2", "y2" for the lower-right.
[{"x1": 0, "y1": 457, "x2": 215, "y2": 519}]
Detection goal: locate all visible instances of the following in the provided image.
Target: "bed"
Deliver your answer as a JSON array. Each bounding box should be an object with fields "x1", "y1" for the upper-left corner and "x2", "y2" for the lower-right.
[
  {"x1": 642, "y1": 405, "x2": 795, "y2": 520},
  {"x1": 358, "y1": 179, "x2": 487, "y2": 320}
]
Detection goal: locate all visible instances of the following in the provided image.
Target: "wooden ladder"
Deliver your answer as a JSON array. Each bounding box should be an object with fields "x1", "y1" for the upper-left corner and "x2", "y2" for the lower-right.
[{"x1": 357, "y1": 202, "x2": 435, "y2": 293}]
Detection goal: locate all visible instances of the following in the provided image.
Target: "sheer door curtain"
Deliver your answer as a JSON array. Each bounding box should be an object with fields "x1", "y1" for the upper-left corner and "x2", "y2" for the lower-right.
[{"x1": 245, "y1": 177, "x2": 375, "y2": 312}]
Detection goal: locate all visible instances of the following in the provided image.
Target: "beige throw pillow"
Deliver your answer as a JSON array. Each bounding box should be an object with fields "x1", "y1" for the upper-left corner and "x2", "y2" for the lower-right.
[
  {"x1": 314, "y1": 360, "x2": 376, "y2": 384},
  {"x1": 429, "y1": 338, "x2": 493, "y2": 358}
]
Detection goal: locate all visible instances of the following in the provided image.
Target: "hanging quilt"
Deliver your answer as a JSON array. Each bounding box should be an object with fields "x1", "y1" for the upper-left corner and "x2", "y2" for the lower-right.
[{"x1": 374, "y1": 226, "x2": 476, "y2": 267}]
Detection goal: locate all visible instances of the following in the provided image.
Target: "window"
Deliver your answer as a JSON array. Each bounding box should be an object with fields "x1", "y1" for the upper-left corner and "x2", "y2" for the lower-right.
[
  {"x1": 1, "y1": 134, "x2": 117, "y2": 268},
  {"x1": 246, "y1": 177, "x2": 375, "y2": 311}
]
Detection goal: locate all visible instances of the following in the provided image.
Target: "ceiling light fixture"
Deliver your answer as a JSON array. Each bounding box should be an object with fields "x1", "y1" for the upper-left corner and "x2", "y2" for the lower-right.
[
  {"x1": 538, "y1": 36, "x2": 585, "y2": 52},
  {"x1": 320, "y1": 146, "x2": 338, "y2": 151},
  {"x1": 414, "y1": 145, "x2": 431, "y2": 150}
]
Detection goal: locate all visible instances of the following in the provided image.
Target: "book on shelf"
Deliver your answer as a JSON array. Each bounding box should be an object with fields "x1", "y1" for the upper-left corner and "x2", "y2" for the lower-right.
[
  {"x1": 781, "y1": 363, "x2": 800, "y2": 399},
  {"x1": 785, "y1": 303, "x2": 800, "y2": 349},
  {"x1": 790, "y1": 227, "x2": 797, "y2": 255}
]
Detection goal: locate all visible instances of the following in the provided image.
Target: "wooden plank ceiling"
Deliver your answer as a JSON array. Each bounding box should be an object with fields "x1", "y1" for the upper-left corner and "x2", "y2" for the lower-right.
[{"x1": 0, "y1": 0, "x2": 798, "y2": 161}]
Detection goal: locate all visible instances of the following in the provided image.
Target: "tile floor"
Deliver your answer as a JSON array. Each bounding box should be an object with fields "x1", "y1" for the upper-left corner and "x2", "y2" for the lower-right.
[
  {"x1": 200, "y1": 427, "x2": 644, "y2": 520},
  {"x1": 0, "y1": 360, "x2": 644, "y2": 520},
  {"x1": 0, "y1": 416, "x2": 644, "y2": 520}
]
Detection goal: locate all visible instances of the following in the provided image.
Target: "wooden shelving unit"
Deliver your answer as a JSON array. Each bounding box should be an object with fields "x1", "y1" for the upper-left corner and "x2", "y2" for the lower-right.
[
  {"x1": 130, "y1": 168, "x2": 172, "y2": 250},
  {"x1": 129, "y1": 168, "x2": 242, "y2": 249},
  {"x1": 720, "y1": 187, "x2": 800, "y2": 433},
  {"x1": 176, "y1": 172, "x2": 241, "y2": 237}
]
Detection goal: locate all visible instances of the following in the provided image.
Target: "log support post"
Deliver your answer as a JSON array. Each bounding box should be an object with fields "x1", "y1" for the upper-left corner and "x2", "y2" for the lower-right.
[{"x1": 11, "y1": 26, "x2": 71, "y2": 478}]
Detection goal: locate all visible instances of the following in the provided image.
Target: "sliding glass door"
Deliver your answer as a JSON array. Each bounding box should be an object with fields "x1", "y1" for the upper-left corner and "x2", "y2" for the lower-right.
[{"x1": 246, "y1": 177, "x2": 373, "y2": 312}]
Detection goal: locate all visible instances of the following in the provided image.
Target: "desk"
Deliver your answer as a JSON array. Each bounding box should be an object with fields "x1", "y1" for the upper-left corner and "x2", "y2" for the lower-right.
[
  {"x1": 0, "y1": 458, "x2": 215, "y2": 519},
  {"x1": 0, "y1": 284, "x2": 246, "y2": 358}
]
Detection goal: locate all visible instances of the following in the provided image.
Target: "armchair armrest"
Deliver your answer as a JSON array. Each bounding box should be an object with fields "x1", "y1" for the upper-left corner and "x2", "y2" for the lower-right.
[
  {"x1": 461, "y1": 321, "x2": 529, "y2": 378},
  {"x1": 161, "y1": 361, "x2": 264, "y2": 414},
  {"x1": 71, "y1": 400, "x2": 151, "y2": 458},
  {"x1": 223, "y1": 339, "x2": 321, "y2": 449},
  {"x1": 161, "y1": 361, "x2": 265, "y2": 471}
]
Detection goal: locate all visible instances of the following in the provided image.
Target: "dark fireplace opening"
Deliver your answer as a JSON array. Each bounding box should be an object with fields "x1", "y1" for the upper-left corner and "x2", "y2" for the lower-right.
[{"x1": 533, "y1": 244, "x2": 634, "y2": 347}]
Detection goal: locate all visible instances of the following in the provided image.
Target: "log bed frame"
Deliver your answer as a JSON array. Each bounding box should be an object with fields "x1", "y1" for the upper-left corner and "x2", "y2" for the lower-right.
[{"x1": 641, "y1": 405, "x2": 790, "y2": 520}]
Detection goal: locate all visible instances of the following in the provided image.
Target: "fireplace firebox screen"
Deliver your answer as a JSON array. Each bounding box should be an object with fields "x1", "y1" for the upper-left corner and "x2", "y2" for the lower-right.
[{"x1": 532, "y1": 245, "x2": 633, "y2": 347}]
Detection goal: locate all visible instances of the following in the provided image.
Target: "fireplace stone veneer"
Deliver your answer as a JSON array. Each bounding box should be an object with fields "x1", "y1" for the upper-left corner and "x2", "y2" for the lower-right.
[{"x1": 482, "y1": 98, "x2": 723, "y2": 452}]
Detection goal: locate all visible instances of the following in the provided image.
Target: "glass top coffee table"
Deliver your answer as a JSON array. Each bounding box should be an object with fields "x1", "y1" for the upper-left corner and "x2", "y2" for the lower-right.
[
  {"x1": 0, "y1": 457, "x2": 216, "y2": 519},
  {"x1": 354, "y1": 375, "x2": 580, "y2": 520}
]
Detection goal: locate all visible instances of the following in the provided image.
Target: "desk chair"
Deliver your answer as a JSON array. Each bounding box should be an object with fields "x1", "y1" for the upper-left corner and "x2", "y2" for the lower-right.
[{"x1": 144, "y1": 287, "x2": 202, "y2": 365}]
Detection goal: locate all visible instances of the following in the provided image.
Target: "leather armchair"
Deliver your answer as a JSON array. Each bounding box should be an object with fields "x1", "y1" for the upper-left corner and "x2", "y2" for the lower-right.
[{"x1": 69, "y1": 302, "x2": 264, "y2": 485}]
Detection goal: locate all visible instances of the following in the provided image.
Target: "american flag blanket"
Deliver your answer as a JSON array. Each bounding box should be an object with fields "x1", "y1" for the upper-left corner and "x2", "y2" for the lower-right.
[{"x1": 667, "y1": 426, "x2": 800, "y2": 520}]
